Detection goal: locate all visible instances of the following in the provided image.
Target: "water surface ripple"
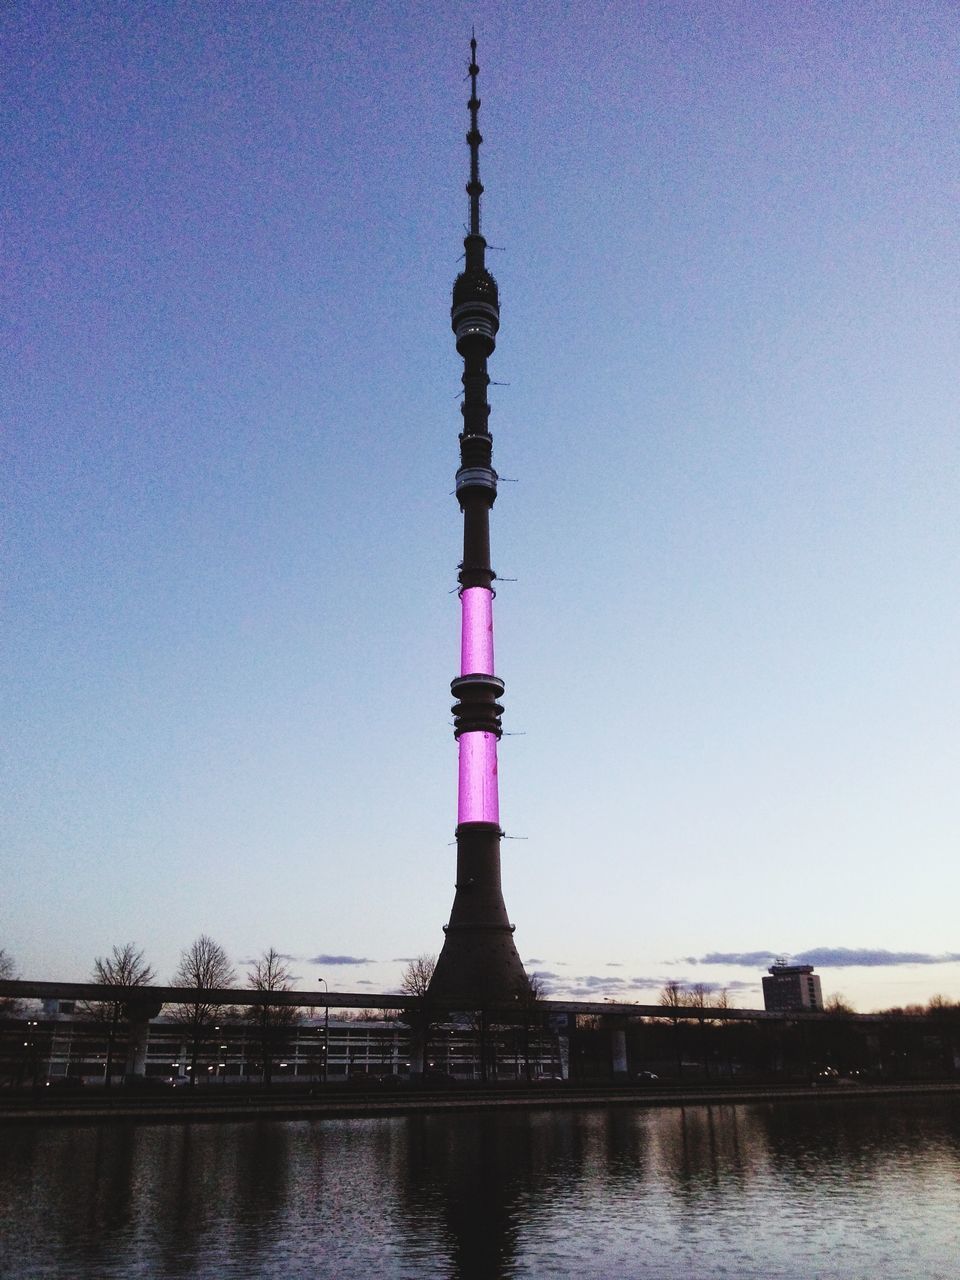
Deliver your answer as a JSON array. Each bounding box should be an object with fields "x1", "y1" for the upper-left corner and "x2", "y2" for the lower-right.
[{"x1": 1, "y1": 1096, "x2": 957, "y2": 1278}]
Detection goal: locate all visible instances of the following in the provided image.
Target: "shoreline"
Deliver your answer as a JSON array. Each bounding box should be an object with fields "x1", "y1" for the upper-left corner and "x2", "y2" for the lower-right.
[{"x1": 3, "y1": 1079, "x2": 959, "y2": 1127}]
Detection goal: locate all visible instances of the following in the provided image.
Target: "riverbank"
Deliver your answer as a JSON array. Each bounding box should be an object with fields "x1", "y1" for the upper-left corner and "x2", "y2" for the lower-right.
[{"x1": 3, "y1": 1079, "x2": 959, "y2": 1126}]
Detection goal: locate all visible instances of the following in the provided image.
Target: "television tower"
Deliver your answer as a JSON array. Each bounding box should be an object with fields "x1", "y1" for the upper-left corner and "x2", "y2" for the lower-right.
[{"x1": 428, "y1": 38, "x2": 529, "y2": 1005}]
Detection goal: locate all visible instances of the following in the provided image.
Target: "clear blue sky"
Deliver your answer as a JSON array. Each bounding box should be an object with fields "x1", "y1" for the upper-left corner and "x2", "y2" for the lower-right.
[{"x1": 3, "y1": 1, "x2": 958, "y2": 1011}]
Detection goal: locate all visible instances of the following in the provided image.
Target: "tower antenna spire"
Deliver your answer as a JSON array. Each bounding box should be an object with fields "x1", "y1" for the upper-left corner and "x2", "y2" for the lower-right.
[
  {"x1": 429, "y1": 38, "x2": 528, "y2": 1007},
  {"x1": 466, "y1": 35, "x2": 484, "y2": 243}
]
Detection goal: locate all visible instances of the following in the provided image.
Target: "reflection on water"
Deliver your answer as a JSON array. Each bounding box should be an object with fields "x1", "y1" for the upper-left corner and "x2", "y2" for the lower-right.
[{"x1": 1, "y1": 1096, "x2": 958, "y2": 1278}]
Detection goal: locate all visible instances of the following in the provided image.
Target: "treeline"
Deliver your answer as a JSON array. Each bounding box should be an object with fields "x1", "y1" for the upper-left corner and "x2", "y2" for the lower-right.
[
  {"x1": 657, "y1": 978, "x2": 960, "y2": 1018},
  {"x1": 571, "y1": 1003, "x2": 960, "y2": 1083},
  {"x1": 1, "y1": 938, "x2": 303, "y2": 1087}
]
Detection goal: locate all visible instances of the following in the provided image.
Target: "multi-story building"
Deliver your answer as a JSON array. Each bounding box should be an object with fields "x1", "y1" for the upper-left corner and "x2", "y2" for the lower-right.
[
  {"x1": 762, "y1": 962, "x2": 823, "y2": 1012},
  {"x1": 13, "y1": 1005, "x2": 563, "y2": 1085}
]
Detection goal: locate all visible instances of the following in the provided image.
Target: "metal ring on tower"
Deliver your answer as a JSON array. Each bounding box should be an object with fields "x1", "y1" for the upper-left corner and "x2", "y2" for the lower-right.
[
  {"x1": 452, "y1": 302, "x2": 499, "y2": 354},
  {"x1": 455, "y1": 466, "x2": 498, "y2": 498}
]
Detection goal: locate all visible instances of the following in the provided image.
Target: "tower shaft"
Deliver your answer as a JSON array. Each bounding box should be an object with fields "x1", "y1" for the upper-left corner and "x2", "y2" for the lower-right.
[{"x1": 429, "y1": 39, "x2": 528, "y2": 1006}]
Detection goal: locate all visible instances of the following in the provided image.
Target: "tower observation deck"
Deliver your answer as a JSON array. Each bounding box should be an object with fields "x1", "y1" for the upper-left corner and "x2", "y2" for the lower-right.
[{"x1": 428, "y1": 39, "x2": 530, "y2": 1005}]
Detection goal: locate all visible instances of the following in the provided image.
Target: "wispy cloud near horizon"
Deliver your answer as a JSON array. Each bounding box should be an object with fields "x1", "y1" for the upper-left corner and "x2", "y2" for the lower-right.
[
  {"x1": 533, "y1": 972, "x2": 701, "y2": 1000},
  {"x1": 687, "y1": 948, "x2": 960, "y2": 969}
]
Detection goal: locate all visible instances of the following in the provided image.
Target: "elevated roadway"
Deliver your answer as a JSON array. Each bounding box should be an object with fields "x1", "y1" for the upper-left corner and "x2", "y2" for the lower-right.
[{"x1": 1, "y1": 978, "x2": 881, "y2": 1022}]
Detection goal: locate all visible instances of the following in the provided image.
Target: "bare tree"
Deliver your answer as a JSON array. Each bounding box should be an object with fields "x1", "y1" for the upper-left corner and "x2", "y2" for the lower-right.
[
  {"x1": 658, "y1": 980, "x2": 687, "y2": 1010},
  {"x1": 0, "y1": 948, "x2": 20, "y2": 1016},
  {"x1": 248, "y1": 947, "x2": 294, "y2": 992},
  {"x1": 89, "y1": 943, "x2": 156, "y2": 1088},
  {"x1": 520, "y1": 973, "x2": 549, "y2": 1082},
  {"x1": 658, "y1": 980, "x2": 687, "y2": 1076},
  {"x1": 171, "y1": 935, "x2": 236, "y2": 1084},
  {"x1": 400, "y1": 955, "x2": 436, "y2": 998},
  {"x1": 343, "y1": 1007, "x2": 392, "y2": 1022},
  {"x1": 397, "y1": 956, "x2": 437, "y2": 1078},
  {"x1": 527, "y1": 973, "x2": 547, "y2": 1002},
  {"x1": 686, "y1": 982, "x2": 714, "y2": 1076},
  {"x1": 711, "y1": 987, "x2": 734, "y2": 1076},
  {"x1": 655, "y1": 984, "x2": 728, "y2": 1075},
  {"x1": 824, "y1": 993, "x2": 855, "y2": 1015},
  {"x1": 927, "y1": 994, "x2": 960, "y2": 1014},
  {"x1": 246, "y1": 948, "x2": 300, "y2": 1086},
  {"x1": 94, "y1": 942, "x2": 155, "y2": 989}
]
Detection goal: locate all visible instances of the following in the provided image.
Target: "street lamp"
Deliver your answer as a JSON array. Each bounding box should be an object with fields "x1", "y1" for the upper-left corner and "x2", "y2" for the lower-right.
[
  {"x1": 318, "y1": 977, "x2": 329, "y2": 1085},
  {"x1": 214, "y1": 1026, "x2": 226, "y2": 1084}
]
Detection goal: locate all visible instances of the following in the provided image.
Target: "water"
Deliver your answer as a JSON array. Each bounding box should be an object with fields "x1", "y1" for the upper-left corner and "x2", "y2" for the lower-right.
[{"x1": 1, "y1": 1096, "x2": 958, "y2": 1278}]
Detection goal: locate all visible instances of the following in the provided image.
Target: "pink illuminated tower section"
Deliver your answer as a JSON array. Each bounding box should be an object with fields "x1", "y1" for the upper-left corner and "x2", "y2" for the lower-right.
[
  {"x1": 459, "y1": 585, "x2": 495, "y2": 676},
  {"x1": 458, "y1": 587, "x2": 498, "y2": 825},
  {"x1": 428, "y1": 39, "x2": 529, "y2": 1005}
]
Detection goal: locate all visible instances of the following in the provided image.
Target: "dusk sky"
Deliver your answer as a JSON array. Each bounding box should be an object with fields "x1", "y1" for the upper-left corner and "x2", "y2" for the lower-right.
[{"x1": 3, "y1": 1, "x2": 958, "y2": 1011}]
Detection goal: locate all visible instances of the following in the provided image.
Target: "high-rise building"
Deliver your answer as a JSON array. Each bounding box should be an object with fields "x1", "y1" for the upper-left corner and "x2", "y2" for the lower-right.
[
  {"x1": 762, "y1": 961, "x2": 824, "y2": 1012},
  {"x1": 428, "y1": 40, "x2": 529, "y2": 1005}
]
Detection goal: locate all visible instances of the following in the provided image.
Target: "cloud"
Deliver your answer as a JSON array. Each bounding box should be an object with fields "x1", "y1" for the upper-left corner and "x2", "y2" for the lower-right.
[
  {"x1": 563, "y1": 979, "x2": 629, "y2": 998},
  {"x1": 605, "y1": 962, "x2": 623, "y2": 967},
  {"x1": 524, "y1": 958, "x2": 543, "y2": 965},
  {"x1": 543, "y1": 973, "x2": 679, "y2": 1000},
  {"x1": 238, "y1": 952, "x2": 301, "y2": 966},
  {"x1": 484, "y1": 968, "x2": 768, "y2": 1004},
  {"x1": 687, "y1": 948, "x2": 960, "y2": 969},
  {"x1": 308, "y1": 954, "x2": 374, "y2": 966},
  {"x1": 798, "y1": 948, "x2": 960, "y2": 968},
  {"x1": 531, "y1": 972, "x2": 625, "y2": 998}
]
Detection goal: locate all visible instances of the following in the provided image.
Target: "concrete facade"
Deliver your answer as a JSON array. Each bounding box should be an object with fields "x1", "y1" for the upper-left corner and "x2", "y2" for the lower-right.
[{"x1": 762, "y1": 964, "x2": 824, "y2": 1012}]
